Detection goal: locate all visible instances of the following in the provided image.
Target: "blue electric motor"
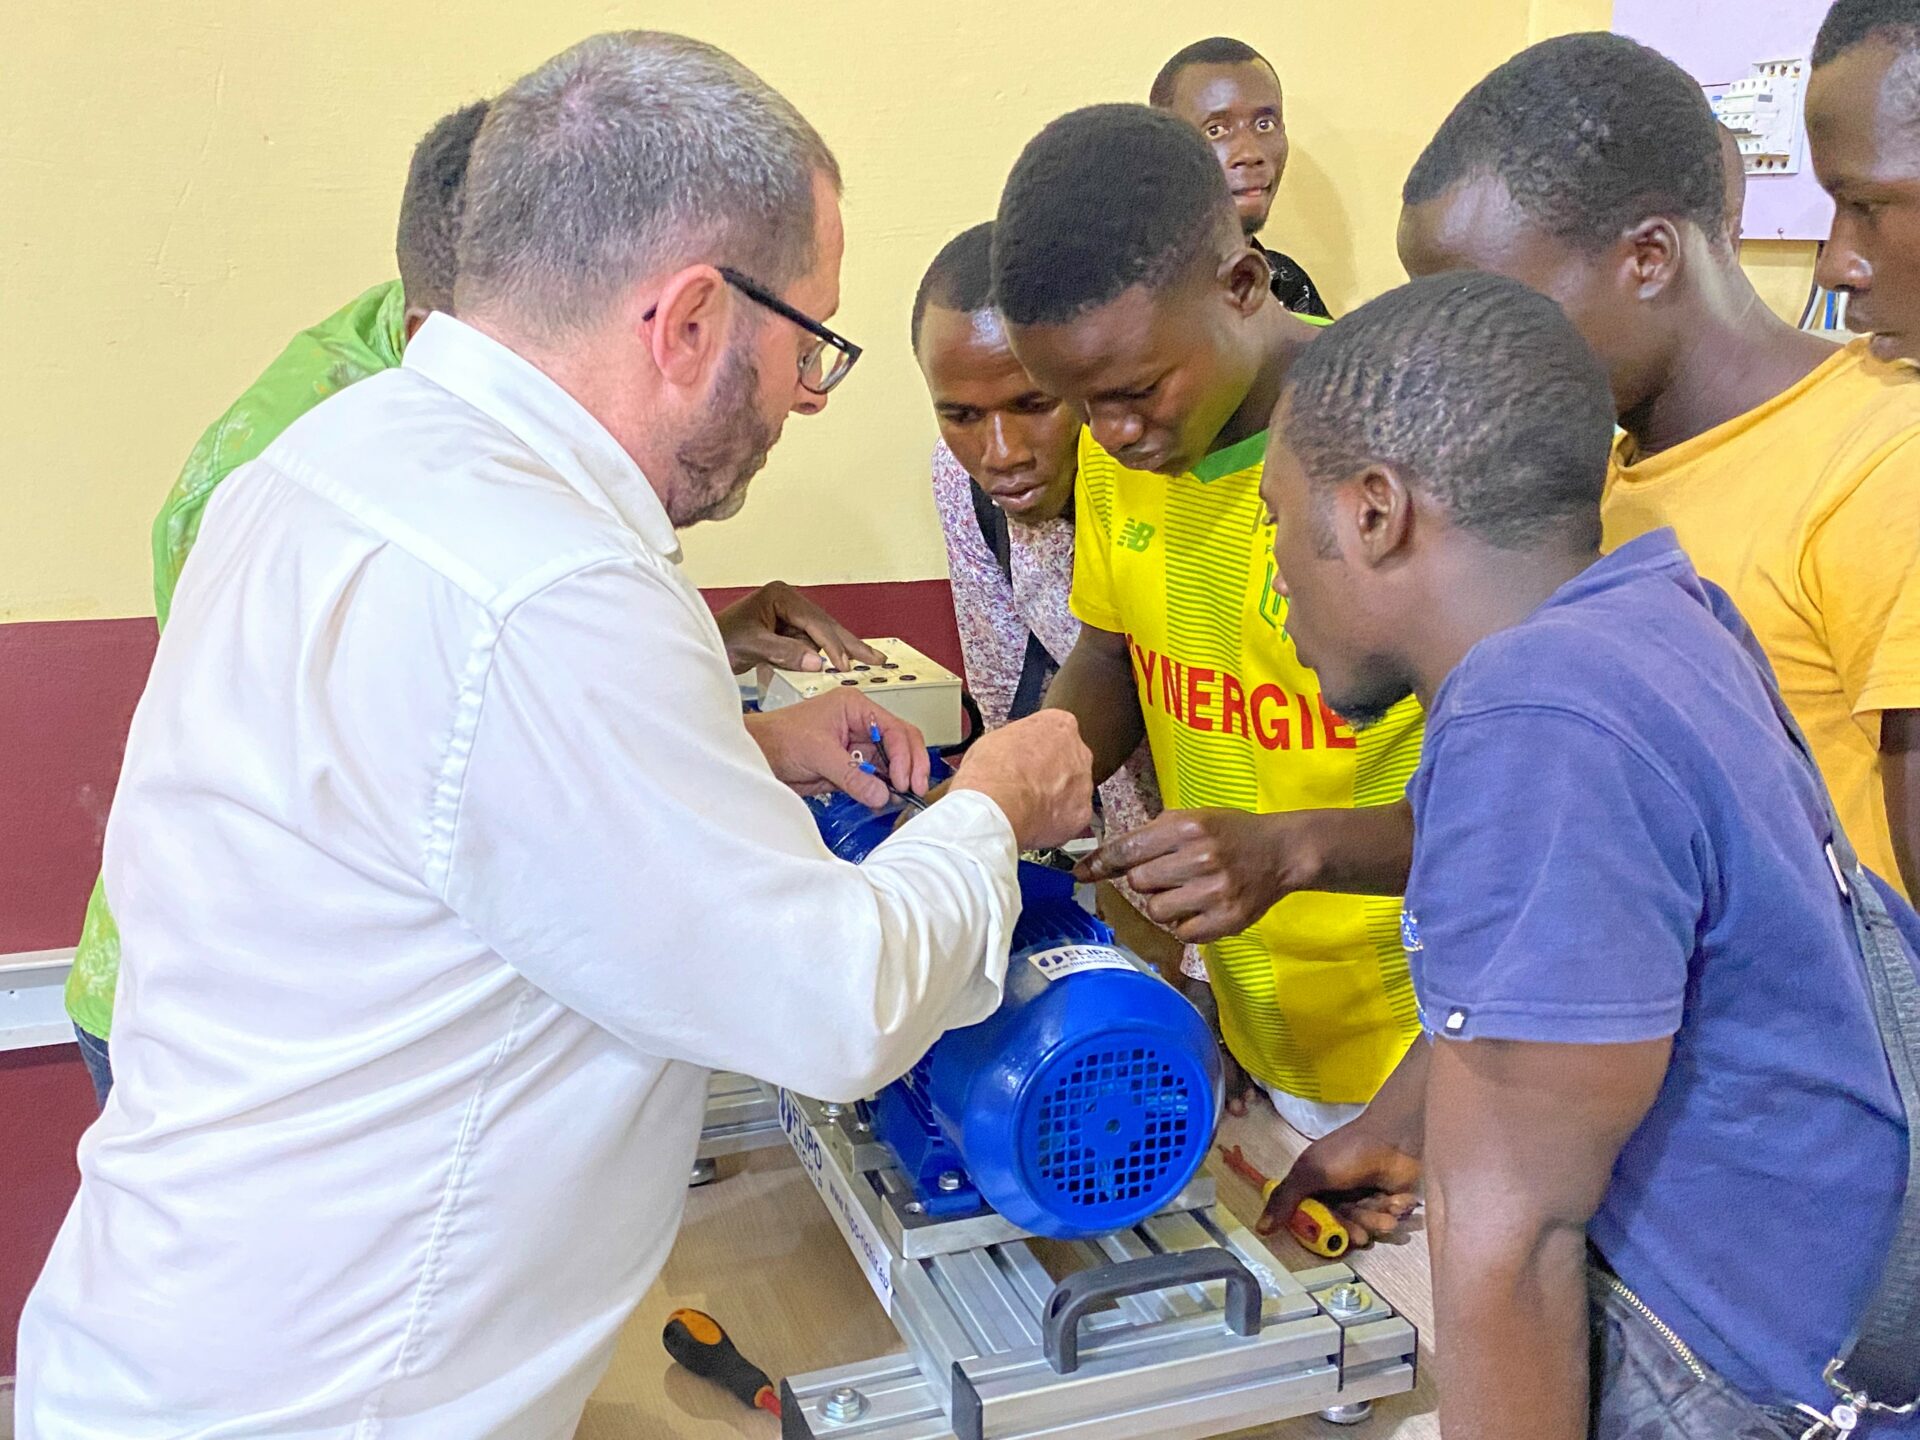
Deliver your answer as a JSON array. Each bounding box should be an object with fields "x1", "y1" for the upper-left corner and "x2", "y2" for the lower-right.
[{"x1": 807, "y1": 786, "x2": 1223, "y2": 1239}]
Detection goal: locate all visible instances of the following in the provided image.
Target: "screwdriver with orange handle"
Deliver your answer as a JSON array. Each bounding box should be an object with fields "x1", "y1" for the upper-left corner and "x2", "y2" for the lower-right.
[
  {"x1": 1217, "y1": 1144, "x2": 1350, "y2": 1258},
  {"x1": 662, "y1": 1309, "x2": 781, "y2": 1419}
]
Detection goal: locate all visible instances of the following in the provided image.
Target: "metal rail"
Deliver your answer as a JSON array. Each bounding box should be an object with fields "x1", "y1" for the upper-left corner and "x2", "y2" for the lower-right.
[
  {"x1": 696, "y1": 1070, "x2": 785, "y2": 1159},
  {"x1": 775, "y1": 1092, "x2": 1417, "y2": 1440}
]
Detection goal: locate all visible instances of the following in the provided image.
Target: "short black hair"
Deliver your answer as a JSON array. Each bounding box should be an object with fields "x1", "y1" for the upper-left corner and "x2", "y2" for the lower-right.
[
  {"x1": 1815, "y1": 0, "x2": 1920, "y2": 65},
  {"x1": 911, "y1": 222, "x2": 995, "y2": 349},
  {"x1": 1149, "y1": 37, "x2": 1275, "y2": 107},
  {"x1": 992, "y1": 104, "x2": 1236, "y2": 327},
  {"x1": 1404, "y1": 33, "x2": 1726, "y2": 252},
  {"x1": 397, "y1": 99, "x2": 489, "y2": 314},
  {"x1": 1281, "y1": 271, "x2": 1615, "y2": 550}
]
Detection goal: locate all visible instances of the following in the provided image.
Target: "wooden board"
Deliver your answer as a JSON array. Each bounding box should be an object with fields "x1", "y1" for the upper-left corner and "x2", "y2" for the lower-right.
[{"x1": 581, "y1": 1104, "x2": 1438, "y2": 1439}]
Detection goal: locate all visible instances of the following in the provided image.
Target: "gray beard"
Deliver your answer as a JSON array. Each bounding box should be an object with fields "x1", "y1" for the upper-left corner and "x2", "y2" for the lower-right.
[{"x1": 670, "y1": 345, "x2": 776, "y2": 527}]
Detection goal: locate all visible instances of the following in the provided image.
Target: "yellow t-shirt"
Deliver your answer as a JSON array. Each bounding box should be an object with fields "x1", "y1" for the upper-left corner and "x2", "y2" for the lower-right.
[
  {"x1": 1071, "y1": 428, "x2": 1425, "y2": 1103},
  {"x1": 1602, "y1": 339, "x2": 1920, "y2": 897}
]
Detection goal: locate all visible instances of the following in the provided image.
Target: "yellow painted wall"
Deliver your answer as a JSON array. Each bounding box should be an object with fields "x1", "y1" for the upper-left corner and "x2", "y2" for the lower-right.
[
  {"x1": 1531, "y1": 0, "x2": 1614, "y2": 40},
  {"x1": 4, "y1": 0, "x2": 1616, "y2": 624},
  {"x1": 1743, "y1": 239, "x2": 1822, "y2": 324}
]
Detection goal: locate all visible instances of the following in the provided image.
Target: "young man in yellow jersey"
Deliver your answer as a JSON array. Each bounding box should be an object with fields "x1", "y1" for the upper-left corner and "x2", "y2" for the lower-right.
[
  {"x1": 991, "y1": 104, "x2": 1422, "y2": 1137},
  {"x1": 1399, "y1": 32, "x2": 1920, "y2": 901}
]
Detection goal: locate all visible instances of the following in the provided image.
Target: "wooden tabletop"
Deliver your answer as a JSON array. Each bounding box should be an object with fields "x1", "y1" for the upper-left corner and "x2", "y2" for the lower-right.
[{"x1": 579, "y1": 1103, "x2": 1438, "y2": 1440}]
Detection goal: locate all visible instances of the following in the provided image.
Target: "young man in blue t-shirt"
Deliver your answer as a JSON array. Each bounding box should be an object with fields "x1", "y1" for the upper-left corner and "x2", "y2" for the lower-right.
[{"x1": 1259, "y1": 271, "x2": 1916, "y2": 1438}]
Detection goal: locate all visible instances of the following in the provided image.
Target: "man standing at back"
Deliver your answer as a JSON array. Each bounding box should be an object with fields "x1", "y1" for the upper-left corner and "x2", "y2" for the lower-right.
[
  {"x1": 1152, "y1": 37, "x2": 1331, "y2": 317},
  {"x1": 992, "y1": 105, "x2": 1421, "y2": 1139},
  {"x1": 17, "y1": 32, "x2": 1088, "y2": 1439},
  {"x1": 1398, "y1": 32, "x2": 1920, "y2": 900},
  {"x1": 61, "y1": 99, "x2": 488, "y2": 1098}
]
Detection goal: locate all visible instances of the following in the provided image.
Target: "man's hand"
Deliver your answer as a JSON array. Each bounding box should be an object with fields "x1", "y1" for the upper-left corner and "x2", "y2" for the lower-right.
[
  {"x1": 1078, "y1": 808, "x2": 1315, "y2": 944},
  {"x1": 744, "y1": 690, "x2": 929, "y2": 809},
  {"x1": 1259, "y1": 1122, "x2": 1422, "y2": 1246},
  {"x1": 1078, "y1": 801, "x2": 1417, "y2": 943},
  {"x1": 951, "y1": 711, "x2": 1094, "y2": 850},
  {"x1": 1258, "y1": 1039, "x2": 1429, "y2": 1244},
  {"x1": 716, "y1": 581, "x2": 886, "y2": 674}
]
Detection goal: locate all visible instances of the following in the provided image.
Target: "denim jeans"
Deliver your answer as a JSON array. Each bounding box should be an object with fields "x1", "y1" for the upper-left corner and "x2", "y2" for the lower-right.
[
  {"x1": 73, "y1": 1022, "x2": 113, "y2": 1108},
  {"x1": 1589, "y1": 1265, "x2": 1801, "y2": 1440}
]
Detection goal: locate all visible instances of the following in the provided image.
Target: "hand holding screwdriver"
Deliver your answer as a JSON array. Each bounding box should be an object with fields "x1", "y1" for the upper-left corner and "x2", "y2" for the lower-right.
[{"x1": 1219, "y1": 1144, "x2": 1351, "y2": 1258}]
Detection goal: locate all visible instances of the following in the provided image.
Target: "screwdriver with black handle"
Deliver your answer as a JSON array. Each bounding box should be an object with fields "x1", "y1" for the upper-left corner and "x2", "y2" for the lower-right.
[{"x1": 662, "y1": 1309, "x2": 781, "y2": 1419}]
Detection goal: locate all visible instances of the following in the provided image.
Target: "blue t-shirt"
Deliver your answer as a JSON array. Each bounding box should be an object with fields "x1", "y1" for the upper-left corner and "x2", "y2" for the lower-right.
[{"x1": 1403, "y1": 531, "x2": 1913, "y2": 1418}]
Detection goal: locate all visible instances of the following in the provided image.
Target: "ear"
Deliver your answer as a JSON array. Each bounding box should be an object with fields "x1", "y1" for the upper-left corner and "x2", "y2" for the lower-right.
[
  {"x1": 1618, "y1": 218, "x2": 1682, "y2": 301},
  {"x1": 643, "y1": 265, "x2": 730, "y2": 388},
  {"x1": 403, "y1": 306, "x2": 433, "y2": 343},
  {"x1": 1346, "y1": 464, "x2": 1415, "y2": 567},
  {"x1": 1222, "y1": 246, "x2": 1273, "y2": 316}
]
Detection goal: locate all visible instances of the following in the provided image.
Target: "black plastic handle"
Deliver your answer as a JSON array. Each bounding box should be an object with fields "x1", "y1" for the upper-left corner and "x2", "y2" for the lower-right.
[
  {"x1": 1041, "y1": 1250, "x2": 1264, "y2": 1375},
  {"x1": 662, "y1": 1309, "x2": 774, "y2": 1413}
]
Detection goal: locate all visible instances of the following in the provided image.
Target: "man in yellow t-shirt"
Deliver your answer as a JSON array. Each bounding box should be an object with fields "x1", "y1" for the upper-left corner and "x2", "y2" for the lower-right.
[
  {"x1": 1400, "y1": 32, "x2": 1920, "y2": 898},
  {"x1": 1808, "y1": 0, "x2": 1920, "y2": 369},
  {"x1": 992, "y1": 104, "x2": 1423, "y2": 1136},
  {"x1": 1807, "y1": 0, "x2": 1920, "y2": 899}
]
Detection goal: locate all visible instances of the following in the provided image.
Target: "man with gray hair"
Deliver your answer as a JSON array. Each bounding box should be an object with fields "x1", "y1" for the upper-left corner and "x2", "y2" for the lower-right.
[{"x1": 16, "y1": 31, "x2": 1090, "y2": 1440}]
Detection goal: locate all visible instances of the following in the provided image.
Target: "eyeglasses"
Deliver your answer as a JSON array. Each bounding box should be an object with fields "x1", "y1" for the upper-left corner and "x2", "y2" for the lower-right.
[
  {"x1": 720, "y1": 267, "x2": 861, "y2": 395},
  {"x1": 641, "y1": 266, "x2": 862, "y2": 396}
]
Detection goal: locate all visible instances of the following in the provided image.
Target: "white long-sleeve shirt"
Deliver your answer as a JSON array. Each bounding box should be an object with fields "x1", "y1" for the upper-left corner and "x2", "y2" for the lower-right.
[{"x1": 17, "y1": 314, "x2": 1020, "y2": 1440}]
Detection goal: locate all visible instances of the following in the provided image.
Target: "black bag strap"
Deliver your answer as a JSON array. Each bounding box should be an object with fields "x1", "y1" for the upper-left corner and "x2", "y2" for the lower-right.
[
  {"x1": 969, "y1": 478, "x2": 1013, "y2": 582},
  {"x1": 1008, "y1": 632, "x2": 1056, "y2": 723},
  {"x1": 1753, "y1": 664, "x2": 1920, "y2": 1423},
  {"x1": 969, "y1": 479, "x2": 1058, "y2": 723}
]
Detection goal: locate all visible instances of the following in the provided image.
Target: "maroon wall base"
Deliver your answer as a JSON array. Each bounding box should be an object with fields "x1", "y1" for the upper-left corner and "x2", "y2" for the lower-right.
[
  {"x1": 0, "y1": 578, "x2": 956, "y2": 1380},
  {"x1": 0, "y1": 618, "x2": 159, "y2": 954},
  {"x1": 0, "y1": 1048, "x2": 99, "y2": 1374},
  {"x1": 0, "y1": 581, "x2": 957, "y2": 957}
]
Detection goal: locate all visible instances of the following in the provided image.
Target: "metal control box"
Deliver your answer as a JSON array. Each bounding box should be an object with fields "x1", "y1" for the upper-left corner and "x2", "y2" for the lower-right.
[{"x1": 759, "y1": 637, "x2": 964, "y2": 747}]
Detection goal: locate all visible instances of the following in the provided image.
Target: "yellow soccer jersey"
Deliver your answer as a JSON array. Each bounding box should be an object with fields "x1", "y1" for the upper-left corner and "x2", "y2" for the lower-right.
[{"x1": 1071, "y1": 427, "x2": 1425, "y2": 1102}]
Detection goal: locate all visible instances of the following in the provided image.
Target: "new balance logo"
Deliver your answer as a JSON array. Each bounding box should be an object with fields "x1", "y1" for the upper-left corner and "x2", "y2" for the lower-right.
[
  {"x1": 1259, "y1": 557, "x2": 1285, "y2": 630},
  {"x1": 1119, "y1": 519, "x2": 1157, "y2": 553}
]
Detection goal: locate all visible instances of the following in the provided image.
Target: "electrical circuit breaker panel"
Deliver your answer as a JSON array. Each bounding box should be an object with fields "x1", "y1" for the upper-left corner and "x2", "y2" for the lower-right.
[
  {"x1": 758, "y1": 637, "x2": 964, "y2": 747},
  {"x1": 1712, "y1": 58, "x2": 1807, "y2": 176}
]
